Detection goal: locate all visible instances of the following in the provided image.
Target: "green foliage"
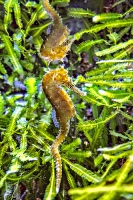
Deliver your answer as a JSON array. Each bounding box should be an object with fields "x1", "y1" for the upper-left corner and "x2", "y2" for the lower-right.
[
  {"x1": 92, "y1": 13, "x2": 123, "y2": 23},
  {"x1": 43, "y1": 160, "x2": 56, "y2": 200},
  {"x1": 1, "y1": 34, "x2": 23, "y2": 74},
  {"x1": 74, "y1": 18, "x2": 133, "y2": 40},
  {"x1": 63, "y1": 158, "x2": 101, "y2": 183},
  {"x1": 0, "y1": 93, "x2": 4, "y2": 114},
  {"x1": 68, "y1": 8, "x2": 94, "y2": 18},
  {"x1": 0, "y1": 0, "x2": 133, "y2": 199}
]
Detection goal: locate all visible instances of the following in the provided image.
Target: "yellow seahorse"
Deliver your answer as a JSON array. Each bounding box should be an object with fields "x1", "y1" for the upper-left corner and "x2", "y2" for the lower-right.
[
  {"x1": 42, "y1": 68, "x2": 85, "y2": 193},
  {"x1": 40, "y1": 0, "x2": 73, "y2": 61}
]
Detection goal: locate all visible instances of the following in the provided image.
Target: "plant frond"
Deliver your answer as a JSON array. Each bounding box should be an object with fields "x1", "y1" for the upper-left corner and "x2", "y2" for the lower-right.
[
  {"x1": 0, "y1": 93, "x2": 4, "y2": 115},
  {"x1": 34, "y1": 127, "x2": 54, "y2": 142},
  {"x1": 78, "y1": 75, "x2": 133, "y2": 88},
  {"x1": 82, "y1": 95, "x2": 114, "y2": 107},
  {"x1": 99, "y1": 89, "x2": 130, "y2": 98},
  {"x1": 89, "y1": 87, "x2": 109, "y2": 106},
  {"x1": 0, "y1": 174, "x2": 8, "y2": 188},
  {"x1": 1, "y1": 34, "x2": 23, "y2": 74},
  {"x1": 93, "y1": 13, "x2": 122, "y2": 23},
  {"x1": 28, "y1": 126, "x2": 49, "y2": 150},
  {"x1": 63, "y1": 163, "x2": 76, "y2": 189},
  {"x1": 61, "y1": 138, "x2": 81, "y2": 152},
  {"x1": 14, "y1": 0, "x2": 23, "y2": 29},
  {"x1": 24, "y1": 77, "x2": 37, "y2": 96},
  {"x1": 25, "y1": 4, "x2": 43, "y2": 36},
  {"x1": 0, "y1": 144, "x2": 8, "y2": 167},
  {"x1": 68, "y1": 185, "x2": 133, "y2": 199},
  {"x1": 5, "y1": 107, "x2": 23, "y2": 138},
  {"x1": 68, "y1": 8, "x2": 94, "y2": 18},
  {"x1": 66, "y1": 151, "x2": 91, "y2": 159},
  {"x1": 43, "y1": 160, "x2": 56, "y2": 200},
  {"x1": 7, "y1": 159, "x2": 21, "y2": 174},
  {"x1": 63, "y1": 158, "x2": 102, "y2": 183},
  {"x1": 74, "y1": 18, "x2": 133, "y2": 40},
  {"x1": 96, "y1": 39, "x2": 133, "y2": 56},
  {"x1": 31, "y1": 22, "x2": 51, "y2": 37},
  {"x1": 83, "y1": 72, "x2": 133, "y2": 81},
  {"x1": 75, "y1": 39, "x2": 104, "y2": 54},
  {"x1": 107, "y1": 32, "x2": 119, "y2": 44},
  {"x1": 20, "y1": 130, "x2": 27, "y2": 151},
  {"x1": 110, "y1": 130, "x2": 130, "y2": 140},
  {"x1": 97, "y1": 59, "x2": 133, "y2": 64},
  {"x1": 123, "y1": 6, "x2": 133, "y2": 16},
  {"x1": 0, "y1": 61, "x2": 7, "y2": 74},
  {"x1": 78, "y1": 111, "x2": 118, "y2": 131},
  {"x1": 120, "y1": 110, "x2": 133, "y2": 121},
  {"x1": 4, "y1": 0, "x2": 15, "y2": 31},
  {"x1": 97, "y1": 141, "x2": 133, "y2": 154}
]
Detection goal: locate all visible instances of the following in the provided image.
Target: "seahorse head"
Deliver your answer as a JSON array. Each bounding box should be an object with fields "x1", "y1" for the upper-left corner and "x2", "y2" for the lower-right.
[
  {"x1": 52, "y1": 67, "x2": 86, "y2": 96},
  {"x1": 53, "y1": 67, "x2": 70, "y2": 85}
]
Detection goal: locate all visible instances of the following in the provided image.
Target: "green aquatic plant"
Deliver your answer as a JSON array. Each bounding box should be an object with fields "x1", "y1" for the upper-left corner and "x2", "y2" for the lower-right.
[{"x1": 0, "y1": 0, "x2": 133, "y2": 199}]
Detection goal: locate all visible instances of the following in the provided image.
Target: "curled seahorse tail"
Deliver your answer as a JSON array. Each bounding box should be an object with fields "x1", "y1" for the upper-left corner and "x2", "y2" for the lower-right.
[
  {"x1": 51, "y1": 121, "x2": 70, "y2": 193},
  {"x1": 42, "y1": 0, "x2": 62, "y2": 24}
]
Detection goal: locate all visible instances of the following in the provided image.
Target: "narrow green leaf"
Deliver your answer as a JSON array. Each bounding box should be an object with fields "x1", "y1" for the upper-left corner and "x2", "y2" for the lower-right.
[
  {"x1": 24, "y1": 77, "x2": 37, "y2": 96},
  {"x1": 63, "y1": 158, "x2": 101, "y2": 183},
  {"x1": 29, "y1": 126, "x2": 49, "y2": 150},
  {"x1": 76, "y1": 40, "x2": 104, "y2": 54},
  {"x1": 100, "y1": 155, "x2": 133, "y2": 200},
  {"x1": 124, "y1": 6, "x2": 133, "y2": 16},
  {"x1": 7, "y1": 159, "x2": 21, "y2": 174},
  {"x1": 25, "y1": 4, "x2": 43, "y2": 35},
  {"x1": 110, "y1": 130, "x2": 129, "y2": 140},
  {"x1": 93, "y1": 13, "x2": 122, "y2": 23},
  {"x1": 43, "y1": 160, "x2": 56, "y2": 200},
  {"x1": 62, "y1": 138, "x2": 81, "y2": 151},
  {"x1": 98, "y1": 89, "x2": 130, "y2": 99},
  {"x1": 0, "y1": 61, "x2": 7, "y2": 74},
  {"x1": 97, "y1": 141, "x2": 133, "y2": 154},
  {"x1": 20, "y1": 130, "x2": 27, "y2": 151},
  {"x1": 78, "y1": 111, "x2": 118, "y2": 131},
  {"x1": 63, "y1": 163, "x2": 76, "y2": 189},
  {"x1": 4, "y1": 0, "x2": 15, "y2": 30},
  {"x1": 68, "y1": 185, "x2": 133, "y2": 196},
  {"x1": 68, "y1": 8, "x2": 94, "y2": 18},
  {"x1": 14, "y1": 0, "x2": 23, "y2": 29},
  {"x1": 1, "y1": 34, "x2": 23, "y2": 74},
  {"x1": 31, "y1": 22, "x2": 51, "y2": 37},
  {"x1": 67, "y1": 151, "x2": 91, "y2": 158},
  {"x1": 0, "y1": 174, "x2": 8, "y2": 188},
  {"x1": 97, "y1": 59, "x2": 133, "y2": 64},
  {"x1": 78, "y1": 75, "x2": 133, "y2": 88},
  {"x1": 35, "y1": 127, "x2": 54, "y2": 142},
  {"x1": 96, "y1": 39, "x2": 133, "y2": 56},
  {"x1": 74, "y1": 19, "x2": 133, "y2": 40},
  {"x1": 0, "y1": 93, "x2": 4, "y2": 115},
  {"x1": 5, "y1": 106, "x2": 23, "y2": 137}
]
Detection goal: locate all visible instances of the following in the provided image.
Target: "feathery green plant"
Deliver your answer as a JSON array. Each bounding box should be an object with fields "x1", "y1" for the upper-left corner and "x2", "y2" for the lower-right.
[{"x1": 0, "y1": 0, "x2": 133, "y2": 199}]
